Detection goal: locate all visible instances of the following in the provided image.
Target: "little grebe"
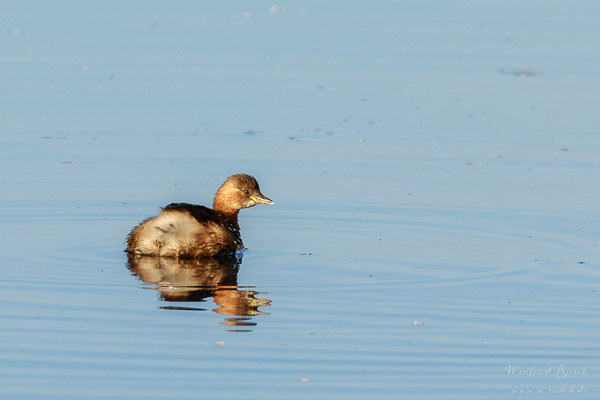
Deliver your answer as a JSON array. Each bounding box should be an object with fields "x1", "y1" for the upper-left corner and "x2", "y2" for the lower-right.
[{"x1": 126, "y1": 174, "x2": 274, "y2": 258}]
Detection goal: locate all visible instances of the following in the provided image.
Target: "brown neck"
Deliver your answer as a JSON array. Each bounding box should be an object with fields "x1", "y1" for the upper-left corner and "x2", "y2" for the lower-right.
[{"x1": 213, "y1": 197, "x2": 240, "y2": 221}]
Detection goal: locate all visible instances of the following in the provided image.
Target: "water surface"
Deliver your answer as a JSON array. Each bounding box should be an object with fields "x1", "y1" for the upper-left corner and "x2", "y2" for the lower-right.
[{"x1": 1, "y1": 1, "x2": 599, "y2": 399}]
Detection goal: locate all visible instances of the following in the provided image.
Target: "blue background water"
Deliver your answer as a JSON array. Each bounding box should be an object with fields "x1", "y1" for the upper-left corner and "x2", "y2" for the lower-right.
[{"x1": 1, "y1": 1, "x2": 599, "y2": 399}]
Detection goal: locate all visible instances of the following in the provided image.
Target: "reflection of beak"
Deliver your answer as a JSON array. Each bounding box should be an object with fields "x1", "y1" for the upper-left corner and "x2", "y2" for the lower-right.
[{"x1": 250, "y1": 194, "x2": 275, "y2": 205}]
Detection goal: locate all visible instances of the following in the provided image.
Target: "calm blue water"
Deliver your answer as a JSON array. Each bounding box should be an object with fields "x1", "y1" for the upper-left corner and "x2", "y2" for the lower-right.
[{"x1": 1, "y1": 1, "x2": 599, "y2": 399}]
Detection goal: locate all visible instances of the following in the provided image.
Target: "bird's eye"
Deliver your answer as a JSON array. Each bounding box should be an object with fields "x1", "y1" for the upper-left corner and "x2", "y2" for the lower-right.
[{"x1": 244, "y1": 190, "x2": 249, "y2": 194}]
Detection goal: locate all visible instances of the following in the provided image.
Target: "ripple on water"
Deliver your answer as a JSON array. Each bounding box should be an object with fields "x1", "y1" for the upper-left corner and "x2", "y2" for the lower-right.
[{"x1": 252, "y1": 203, "x2": 599, "y2": 289}]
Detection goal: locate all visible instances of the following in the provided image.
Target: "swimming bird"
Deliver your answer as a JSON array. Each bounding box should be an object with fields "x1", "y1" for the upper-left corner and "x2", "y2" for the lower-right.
[{"x1": 126, "y1": 174, "x2": 274, "y2": 258}]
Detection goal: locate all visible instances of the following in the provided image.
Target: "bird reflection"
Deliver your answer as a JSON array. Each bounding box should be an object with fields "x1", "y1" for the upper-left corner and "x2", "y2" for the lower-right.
[{"x1": 126, "y1": 253, "x2": 271, "y2": 330}]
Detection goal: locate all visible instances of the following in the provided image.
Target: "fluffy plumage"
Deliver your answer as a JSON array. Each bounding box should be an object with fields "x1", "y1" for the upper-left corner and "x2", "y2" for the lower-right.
[{"x1": 126, "y1": 174, "x2": 273, "y2": 258}]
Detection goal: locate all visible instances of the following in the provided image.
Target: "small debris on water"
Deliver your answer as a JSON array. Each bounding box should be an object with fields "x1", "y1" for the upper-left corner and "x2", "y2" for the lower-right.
[
  {"x1": 499, "y1": 69, "x2": 539, "y2": 77},
  {"x1": 269, "y1": 5, "x2": 285, "y2": 16},
  {"x1": 413, "y1": 321, "x2": 424, "y2": 327},
  {"x1": 359, "y1": 138, "x2": 365, "y2": 143},
  {"x1": 466, "y1": 161, "x2": 487, "y2": 166},
  {"x1": 43, "y1": 136, "x2": 70, "y2": 140},
  {"x1": 213, "y1": 341, "x2": 225, "y2": 347},
  {"x1": 300, "y1": 252, "x2": 312, "y2": 256},
  {"x1": 301, "y1": 377, "x2": 309, "y2": 383}
]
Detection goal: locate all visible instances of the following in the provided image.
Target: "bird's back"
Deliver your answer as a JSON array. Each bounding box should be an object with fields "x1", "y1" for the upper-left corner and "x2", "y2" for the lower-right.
[{"x1": 127, "y1": 203, "x2": 243, "y2": 258}]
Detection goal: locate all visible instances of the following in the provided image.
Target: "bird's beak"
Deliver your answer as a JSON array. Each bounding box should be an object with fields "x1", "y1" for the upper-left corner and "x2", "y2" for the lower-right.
[{"x1": 250, "y1": 194, "x2": 275, "y2": 205}]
